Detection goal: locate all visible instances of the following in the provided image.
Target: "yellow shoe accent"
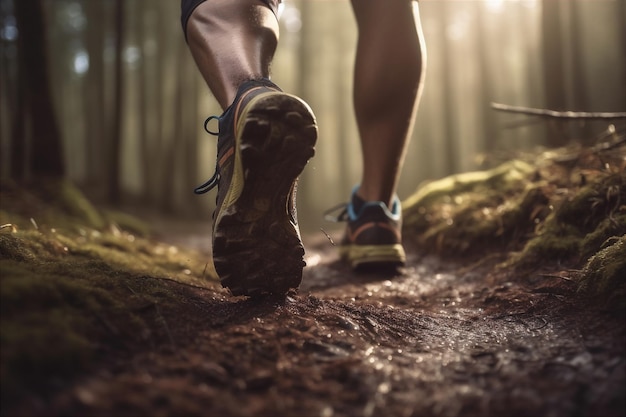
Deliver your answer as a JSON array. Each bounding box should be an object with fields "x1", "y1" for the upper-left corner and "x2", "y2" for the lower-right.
[{"x1": 339, "y1": 243, "x2": 406, "y2": 269}]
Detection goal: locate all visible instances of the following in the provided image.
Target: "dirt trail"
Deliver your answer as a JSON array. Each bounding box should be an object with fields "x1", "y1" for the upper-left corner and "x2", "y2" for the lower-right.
[{"x1": 10, "y1": 229, "x2": 624, "y2": 417}]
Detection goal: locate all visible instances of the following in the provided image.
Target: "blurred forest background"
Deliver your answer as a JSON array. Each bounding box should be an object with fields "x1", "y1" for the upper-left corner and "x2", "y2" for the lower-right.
[{"x1": 1, "y1": 0, "x2": 625, "y2": 233}]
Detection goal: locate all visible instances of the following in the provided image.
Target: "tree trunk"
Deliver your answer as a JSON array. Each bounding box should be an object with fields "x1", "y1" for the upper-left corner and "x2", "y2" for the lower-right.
[
  {"x1": 109, "y1": 0, "x2": 125, "y2": 203},
  {"x1": 14, "y1": 0, "x2": 65, "y2": 179},
  {"x1": 439, "y1": 1, "x2": 457, "y2": 171},
  {"x1": 85, "y1": 0, "x2": 107, "y2": 187},
  {"x1": 10, "y1": 70, "x2": 25, "y2": 179},
  {"x1": 541, "y1": 0, "x2": 569, "y2": 146}
]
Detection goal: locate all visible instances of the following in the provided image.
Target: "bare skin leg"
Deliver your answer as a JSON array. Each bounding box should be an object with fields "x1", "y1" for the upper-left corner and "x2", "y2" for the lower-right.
[
  {"x1": 185, "y1": 0, "x2": 279, "y2": 110},
  {"x1": 183, "y1": 0, "x2": 318, "y2": 296},
  {"x1": 186, "y1": 0, "x2": 424, "y2": 208},
  {"x1": 350, "y1": 0, "x2": 426, "y2": 208}
]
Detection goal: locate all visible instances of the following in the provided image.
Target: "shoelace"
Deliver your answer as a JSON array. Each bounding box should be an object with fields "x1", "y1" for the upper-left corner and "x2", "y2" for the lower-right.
[
  {"x1": 193, "y1": 115, "x2": 221, "y2": 195},
  {"x1": 323, "y1": 202, "x2": 350, "y2": 222}
]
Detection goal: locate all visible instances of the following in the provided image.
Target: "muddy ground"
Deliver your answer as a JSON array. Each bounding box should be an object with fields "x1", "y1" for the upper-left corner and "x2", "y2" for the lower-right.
[
  {"x1": 1, "y1": 140, "x2": 625, "y2": 416},
  {"x1": 2, "y1": 222, "x2": 624, "y2": 417}
]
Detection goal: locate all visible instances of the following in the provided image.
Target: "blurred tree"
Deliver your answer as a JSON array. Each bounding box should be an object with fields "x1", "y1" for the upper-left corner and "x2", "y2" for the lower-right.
[
  {"x1": 541, "y1": 0, "x2": 603, "y2": 145},
  {"x1": 541, "y1": 0, "x2": 568, "y2": 147},
  {"x1": 109, "y1": 0, "x2": 125, "y2": 203},
  {"x1": 13, "y1": 0, "x2": 64, "y2": 179},
  {"x1": 4, "y1": 0, "x2": 618, "y2": 227},
  {"x1": 84, "y1": 0, "x2": 107, "y2": 187}
]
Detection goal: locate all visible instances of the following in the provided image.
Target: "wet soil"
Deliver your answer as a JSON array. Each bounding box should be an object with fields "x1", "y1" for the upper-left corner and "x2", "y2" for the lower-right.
[{"x1": 4, "y1": 225, "x2": 624, "y2": 417}]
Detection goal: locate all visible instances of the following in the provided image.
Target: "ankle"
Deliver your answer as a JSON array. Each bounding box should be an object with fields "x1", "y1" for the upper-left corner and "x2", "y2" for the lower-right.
[{"x1": 355, "y1": 186, "x2": 393, "y2": 209}]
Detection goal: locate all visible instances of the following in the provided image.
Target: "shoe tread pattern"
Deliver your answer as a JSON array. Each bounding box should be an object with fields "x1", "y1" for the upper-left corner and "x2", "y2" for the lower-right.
[{"x1": 213, "y1": 93, "x2": 317, "y2": 297}]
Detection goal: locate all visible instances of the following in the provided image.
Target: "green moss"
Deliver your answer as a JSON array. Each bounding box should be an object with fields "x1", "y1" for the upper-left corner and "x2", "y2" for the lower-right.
[
  {"x1": 577, "y1": 235, "x2": 626, "y2": 309},
  {"x1": 0, "y1": 179, "x2": 151, "y2": 237},
  {"x1": 555, "y1": 173, "x2": 624, "y2": 230},
  {"x1": 581, "y1": 213, "x2": 626, "y2": 259},
  {"x1": 402, "y1": 150, "x2": 625, "y2": 310},
  {"x1": 403, "y1": 159, "x2": 536, "y2": 219},
  {"x1": 511, "y1": 172, "x2": 625, "y2": 267},
  {"x1": 0, "y1": 248, "x2": 173, "y2": 398},
  {"x1": 103, "y1": 209, "x2": 152, "y2": 237},
  {"x1": 514, "y1": 222, "x2": 582, "y2": 266},
  {"x1": 43, "y1": 179, "x2": 107, "y2": 230},
  {"x1": 1, "y1": 259, "x2": 112, "y2": 397},
  {"x1": 1, "y1": 310, "x2": 93, "y2": 399},
  {"x1": 0, "y1": 234, "x2": 37, "y2": 262},
  {"x1": 403, "y1": 160, "x2": 544, "y2": 255},
  {"x1": 1, "y1": 183, "x2": 220, "y2": 401}
]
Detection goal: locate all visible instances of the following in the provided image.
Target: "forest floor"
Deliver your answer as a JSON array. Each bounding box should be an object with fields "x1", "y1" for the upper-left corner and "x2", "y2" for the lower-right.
[{"x1": 1, "y1": 142, "x2": 625, "y2": 416}]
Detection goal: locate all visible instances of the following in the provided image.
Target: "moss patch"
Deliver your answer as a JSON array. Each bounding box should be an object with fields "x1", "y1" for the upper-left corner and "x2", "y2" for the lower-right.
[
  {"x1": 402, "y1": 159, "x2": 542, "y2": 254},
  {"x1": 403, "y1": 143, "x2": 626, "y2": 308},
  {"x1": 511, "y1": 173, "x2": 626, "y2": 267},
  {"x1": 0, "y1": 179, "x2": 220, "y2": 404},
  {"x1": 577, "y1": 235, "x2": 626, "y2": 309}
]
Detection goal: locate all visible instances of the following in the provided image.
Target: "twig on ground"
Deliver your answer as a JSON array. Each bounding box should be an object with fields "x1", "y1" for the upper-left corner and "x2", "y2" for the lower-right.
[
  {"x1": 538, "y1": 273, "x2": 574, "y2": 282},
  {"x1": 491, "y1": 103, "x2": 626, "y2": 120},
  {"x1": 320, "y1": 228, "x2": 336, "y2": 246}
]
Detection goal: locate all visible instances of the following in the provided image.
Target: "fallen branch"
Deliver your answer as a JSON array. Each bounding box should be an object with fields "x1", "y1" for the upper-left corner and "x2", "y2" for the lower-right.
[{"x1": 491, "y1": 103, "x2": 626, "y2": 120}]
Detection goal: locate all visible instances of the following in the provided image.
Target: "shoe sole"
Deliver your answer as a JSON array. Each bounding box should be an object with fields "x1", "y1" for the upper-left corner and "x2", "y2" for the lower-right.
[
  {"x1": 339, "y1": 243, "x2": 406, "y2": 269},
  {"x1": 212, "y1": 92, "x2": 317, "y2": 297}
]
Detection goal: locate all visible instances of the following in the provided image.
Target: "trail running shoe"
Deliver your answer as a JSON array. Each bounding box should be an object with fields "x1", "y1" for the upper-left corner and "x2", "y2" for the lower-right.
[
  {"x1": 194, "y1": 79, "x2": 317, "y2": 297},
  {"x1": 326, "y1": 186, "x2": 406, "y2": 269}
]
